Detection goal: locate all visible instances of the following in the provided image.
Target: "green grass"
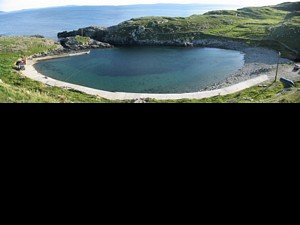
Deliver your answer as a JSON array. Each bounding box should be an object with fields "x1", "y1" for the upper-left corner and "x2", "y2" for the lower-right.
[
  {"x1": 110, "y1": 3, "x2": 300, "y2": 59},
  {"x1": 274, "y1": 2, "x2": 300, "y2": 12},
  {"x1": 1, "y1": 2, "x2": 299, "y2": 103},
  {"x1": 0, "y1": 37, "x2": 117, "y2": 103},
  {"x1": 1, "y1": 36, "x2": 299, "y2": 103},
  {"x1": 149, "y1": 82, "x2": 300, "y2": 103},
  {"x1": 75, "y1": 35, "x2": 90, "y2": 45}
]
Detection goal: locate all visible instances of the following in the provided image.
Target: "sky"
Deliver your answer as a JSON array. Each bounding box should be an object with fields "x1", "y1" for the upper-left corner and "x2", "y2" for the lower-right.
[{"x1": 0, "y1": 0, "x2": 298, "y2": 12}]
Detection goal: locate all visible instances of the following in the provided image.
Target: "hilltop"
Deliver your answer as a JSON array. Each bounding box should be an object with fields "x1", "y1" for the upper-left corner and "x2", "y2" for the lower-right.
[
  {"x1": 58, "y1": 2, "x2": 300, "y2": 60},
  {"x1": 273, "y1": 2, "x2": 300, "y2": 11}
]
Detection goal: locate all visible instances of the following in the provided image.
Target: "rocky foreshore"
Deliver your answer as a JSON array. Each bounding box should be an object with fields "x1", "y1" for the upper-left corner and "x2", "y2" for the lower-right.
[
  {"x1": 30, "y1": 35, "x2": 113, "y2": 59},
  {"x1": 30, "y1": 45, "x2": 78, "y2": 59},
  {"x1": 56, "y1": 25, "x2": 293, "y2": 91},
  {"x1": 57, "y1": 26, "x2": 249, "y2": 48},
  {"x1": 202, "y1": 46, "x2": 292, "y2": 91},
  {"x1": 60, "y1": 36, "x2": 113, "y2": 50}
]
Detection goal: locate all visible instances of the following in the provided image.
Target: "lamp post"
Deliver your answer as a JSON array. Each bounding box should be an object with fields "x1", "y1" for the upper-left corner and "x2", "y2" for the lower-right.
[{"x1": 275, "y1": 51, "x2": 281, "y2": 82}]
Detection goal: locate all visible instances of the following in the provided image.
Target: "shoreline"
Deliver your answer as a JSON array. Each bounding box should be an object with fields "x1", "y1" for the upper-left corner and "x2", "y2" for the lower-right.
[
  {"x1": 33, "y1": 42, "x2": 293, "y2": 85},
  {"x1": 22, "y1": 53, "x2": 270, "y2": 100},
  {"x1": 30, "y1": 50, "x2": 90, "y2": 61},
  {"x1": 21, "y1": 45, "x2": 295, "y2": 100},
  {"x1": 197, "y1": 45, "x2": 292, "y2": 91}
]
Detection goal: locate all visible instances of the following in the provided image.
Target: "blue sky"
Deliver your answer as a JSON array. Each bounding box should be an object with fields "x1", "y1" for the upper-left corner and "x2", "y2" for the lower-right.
[{"x1": 0, "y1": 0, "x2": 298, "y2": 12}]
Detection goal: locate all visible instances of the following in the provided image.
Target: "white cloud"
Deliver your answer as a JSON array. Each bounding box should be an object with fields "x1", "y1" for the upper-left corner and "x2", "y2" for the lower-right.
[{"x1": 0, "y1": 0, "x2": 298, "y2": 12}]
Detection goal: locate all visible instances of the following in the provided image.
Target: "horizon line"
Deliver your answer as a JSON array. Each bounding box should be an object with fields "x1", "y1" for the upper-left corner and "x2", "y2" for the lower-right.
[{"x1": 1, "y1": 3, "x2": 244, "y2": 13}]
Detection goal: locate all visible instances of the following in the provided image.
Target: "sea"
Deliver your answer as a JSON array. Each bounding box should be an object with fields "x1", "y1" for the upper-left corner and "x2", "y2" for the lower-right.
[
  {"x1": 0, "y1": 4, "x2": 239, "y2": 39},
  {"x1": 1, "y1": 4, "x2": 245, "y2": 93}
]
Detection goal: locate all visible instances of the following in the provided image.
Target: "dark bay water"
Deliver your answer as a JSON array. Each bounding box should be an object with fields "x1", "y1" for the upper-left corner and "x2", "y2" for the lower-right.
[
  {"x1": 0, "y1": 4, "x2": 238, "y2": 39},
  {"x1": 34, "y1": 47, "x2": 245, "y2": 93}
]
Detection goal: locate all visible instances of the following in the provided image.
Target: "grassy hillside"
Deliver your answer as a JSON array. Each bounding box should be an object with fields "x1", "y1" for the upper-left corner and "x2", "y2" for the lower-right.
[
  {"x1": 0, "y1": 37, "x2": 300, "y2": 103},
  {"x1": 1, "y1": 2, "x2": 300, "y2": 103},
  {"x1": 0, "y1": 36, "x2": 299, "y2": 103},
  {"x1": 108, "y1": 2, "x2": 300, "y2": 59},
  {"x1": 150, "y1": 82, "x2": 300, "y2": 103},
  {"x1": 273, "y1": 2, "x2": 300, "y2": 11},
  {"x1": 0, "y1": 37, "x2": 114, "y2": 103},
  {"x1": 75, "y1": 35, "x2": 90, "y2": 45}
]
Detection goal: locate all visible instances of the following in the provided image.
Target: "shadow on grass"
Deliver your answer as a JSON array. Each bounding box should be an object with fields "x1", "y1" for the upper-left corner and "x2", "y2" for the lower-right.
[{"x1": 252, "y1": 80, "x2": 278, "y2": 100}]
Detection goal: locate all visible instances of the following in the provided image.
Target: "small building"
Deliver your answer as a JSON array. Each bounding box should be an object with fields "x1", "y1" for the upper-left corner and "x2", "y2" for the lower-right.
[{"x1": 16, "y1": 59, "x2": 26, "y2": 71}]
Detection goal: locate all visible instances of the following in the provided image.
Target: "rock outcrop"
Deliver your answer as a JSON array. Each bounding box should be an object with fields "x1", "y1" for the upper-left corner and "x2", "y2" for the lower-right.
[
  {"x1": 60, "y1": 36, "x2": 113, "y2": 50},
  {"x1": 58, "y1": 25, "x2": 246, "y2": 49},
  {"x1": 30, "y1": 35, "x2": 45, "y2": 38},
  {"x1": 56, "y1": 5, "x2": 300, "y2": 60},
  {"x1": 58, "y1": 26, "x2": 108, "y2": 40}
]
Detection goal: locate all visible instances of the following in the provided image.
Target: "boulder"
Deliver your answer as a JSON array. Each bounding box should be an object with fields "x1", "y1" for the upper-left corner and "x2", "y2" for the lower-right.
[
  {"x1": 280, "y1": 77, "x2": 295, "y2": 88},
  {"x1": 148, "y1": 21, "x2": 157, "y2": 27},
  {"x1": 30, "y1": 35, "x2": 45, "y2": 38},
  {"x1": 134, "y1": 98, "x2": 147, "y2": 103},
  {"x1": 184, "y1": 42, "x2": 194, "y2": 47},
  {"x1": 130, "y1": 26, "x2": 146, "y2": 41},
  {"x1": 57, "y1": 30, "x2": 78, "y2": 39},
  {"x1": 60, "y1": 36, "x2": 112, "y2": 50},
  {"x1": 136, "y1": 26, "x2": 146, "y2": 34},
  {"x1": 89, "y1": 39, "x2": 112, "y2": 48},
  {"x1": 58, "y1": 26, "x2": 108, "y2": 41}
]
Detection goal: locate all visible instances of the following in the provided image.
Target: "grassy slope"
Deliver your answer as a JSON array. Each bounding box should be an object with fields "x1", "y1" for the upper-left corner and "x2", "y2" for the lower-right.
[
  {"x1": 0, "y1": 2, "x2": 299, "y2": 103},
  {"x1": 150, "y1": 82, "x2": 300, "y2": 103},
  {"x1": 273, "y1": 2, "x2": 300, "y2": 11},
  {"x1": 0, "y1": 36, "x2": 299, "y2": 103},
  {"x1": 75, "y1": 35, "x2": 90, "y2": 45},
  {"x1": 112, "y1": 3, "x2": 300, "y2": 59},
  {"x1": 0, "y1": 37, "x2": 115, "y2": 103}
]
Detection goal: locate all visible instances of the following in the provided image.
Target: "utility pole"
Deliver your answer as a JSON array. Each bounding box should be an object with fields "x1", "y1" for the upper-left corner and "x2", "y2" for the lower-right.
[
  {"x1": 275, "y1": 51, "x2": 281, "y2": 82},
  {"x1": 81, "y1": 28, "x2": 83, "y2": 37}
]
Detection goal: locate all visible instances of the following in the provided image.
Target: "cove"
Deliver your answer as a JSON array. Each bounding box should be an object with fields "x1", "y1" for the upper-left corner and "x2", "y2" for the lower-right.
[{"x1": 34, "y1": 47, "x2": 245, "y2": 94}]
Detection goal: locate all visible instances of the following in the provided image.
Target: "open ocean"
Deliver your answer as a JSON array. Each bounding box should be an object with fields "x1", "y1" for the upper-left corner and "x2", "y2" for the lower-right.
[{"x1": 0, "y1": 4, "x2": 239, "y2": 39}]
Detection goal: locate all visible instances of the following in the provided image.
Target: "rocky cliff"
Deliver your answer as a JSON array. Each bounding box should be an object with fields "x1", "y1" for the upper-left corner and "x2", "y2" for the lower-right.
[
  {"x1": 57, "y1": 2, "x2": 300, "y2": 60},
  {"x1": 60, "y1": 36, "x2": 112, "y2": 50},
  {"x1": 58, "y1": 25, "x2": 241, "y2": 48}
]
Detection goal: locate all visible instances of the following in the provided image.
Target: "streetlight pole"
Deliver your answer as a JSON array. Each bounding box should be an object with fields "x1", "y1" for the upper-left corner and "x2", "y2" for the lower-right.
[{"x1": 275, "y1": 51, "x2": 281, "y2": 82}]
